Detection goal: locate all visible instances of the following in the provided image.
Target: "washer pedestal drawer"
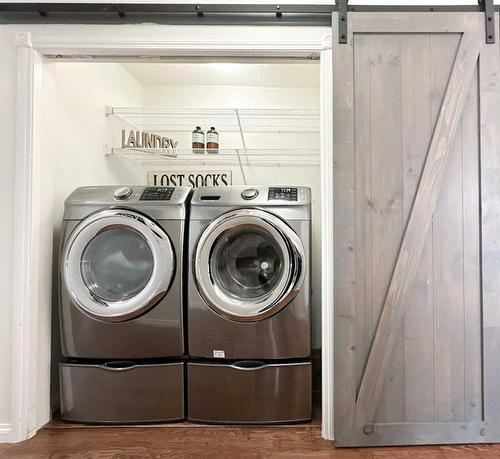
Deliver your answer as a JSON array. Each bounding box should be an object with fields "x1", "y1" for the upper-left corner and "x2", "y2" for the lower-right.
[
  {"x1": 187, "y1": 360, "x2": 311, "y2": 424},
  {"x1": 60, "y1": 361, "x2": 184, "y2": 423}
]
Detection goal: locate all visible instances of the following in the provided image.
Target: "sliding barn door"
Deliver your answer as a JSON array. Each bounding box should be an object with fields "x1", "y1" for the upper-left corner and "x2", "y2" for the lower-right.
[{"x1": 333, "y1": 12, "x2": 500, "y2": 446}]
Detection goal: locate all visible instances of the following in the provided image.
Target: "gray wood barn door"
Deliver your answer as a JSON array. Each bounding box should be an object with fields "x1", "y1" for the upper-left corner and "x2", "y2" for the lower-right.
[{"x1": 333, "y1": 12, "x2": 500, "y2": 446}]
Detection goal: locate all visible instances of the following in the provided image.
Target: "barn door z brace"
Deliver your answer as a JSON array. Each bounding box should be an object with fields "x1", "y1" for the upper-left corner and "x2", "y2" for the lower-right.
[{"x1": 338, "y1": 0, "x2": 495, "y2": 44}]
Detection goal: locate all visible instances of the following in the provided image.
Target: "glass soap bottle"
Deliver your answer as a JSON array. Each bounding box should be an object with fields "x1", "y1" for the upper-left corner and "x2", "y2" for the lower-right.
[
  {"x1": 192, "y1": 126, "x2": 205, "y2": 154},
  {"x1": 206, "y1": 127, "x2": 219, "y2": 154}
]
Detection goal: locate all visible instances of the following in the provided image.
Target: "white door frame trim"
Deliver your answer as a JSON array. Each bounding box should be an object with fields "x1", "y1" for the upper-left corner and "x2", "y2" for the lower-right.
[
  {"x1": 320, "y1": 40, "x2": 334, "y2": 441},
  {"x1": 11, "y1": 29, "x2": 334, "y2": 442},
  {"x1": 11, "y1": 33, "x2": 44, "y2": 443}
]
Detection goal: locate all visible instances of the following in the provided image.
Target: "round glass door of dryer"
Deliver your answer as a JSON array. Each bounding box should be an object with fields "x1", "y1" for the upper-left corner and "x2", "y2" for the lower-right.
[
  {"x1": 62, "y1": 209, "x2": 175, "y2": 322},
  {"x1": 194, "y1": 209, "x2": 305, "y2": 322},
  {"x1": 80, "y1": 228, "x2": 154, "y2": 302}
]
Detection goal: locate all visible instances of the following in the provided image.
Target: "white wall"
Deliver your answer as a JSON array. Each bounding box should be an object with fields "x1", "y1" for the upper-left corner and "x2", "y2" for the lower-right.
[
  {"x1": 0, "y1": 23, "x2": 329, "y2": 442},
  {"x1": 144, "y1": 85, "x2": 319, "y2": 109},
  {"x1": 44, "y1": 62, "x2": 144, "y2": 216}
]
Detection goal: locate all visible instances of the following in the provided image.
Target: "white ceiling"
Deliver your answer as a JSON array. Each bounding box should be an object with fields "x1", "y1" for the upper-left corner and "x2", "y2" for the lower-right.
[{"x1": 121, "y1": 62, "x2": 320, "y2": 88}]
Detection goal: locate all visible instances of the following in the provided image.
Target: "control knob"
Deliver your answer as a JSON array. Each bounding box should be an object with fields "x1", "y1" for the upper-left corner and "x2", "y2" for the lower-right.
[
  {"x1": 241, "y1": 188, "x2": 259, "y2": 200},
  {"x1": 113, "y1": 187, "x2": 133, "y2": 200}
]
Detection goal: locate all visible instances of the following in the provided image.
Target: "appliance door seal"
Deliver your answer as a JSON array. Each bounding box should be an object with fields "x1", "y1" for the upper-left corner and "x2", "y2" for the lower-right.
[{"x1": 62, "y1": 208, "x2": 175, "y2": 322}]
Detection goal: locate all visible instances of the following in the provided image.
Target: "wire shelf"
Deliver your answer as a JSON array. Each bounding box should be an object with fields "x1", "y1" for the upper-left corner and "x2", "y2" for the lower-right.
[
  {"x1": 108, "y1": 148, "x2": 320, "y2": 167},
  {"x1": 107, "y1": 107, "x2": 320, "y2": 182},
  {"x1": 107, "y1": 107, "x2": 320, "y2": 134}
]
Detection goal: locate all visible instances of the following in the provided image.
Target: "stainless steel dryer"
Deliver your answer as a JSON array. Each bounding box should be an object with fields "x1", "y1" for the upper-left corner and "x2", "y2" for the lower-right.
[
  {"x1": 187, "y1": 185, "x2": 311, "y2": 424},
  {"x1": 58, "y1": 185, "x2": 190, "y2": 423}
]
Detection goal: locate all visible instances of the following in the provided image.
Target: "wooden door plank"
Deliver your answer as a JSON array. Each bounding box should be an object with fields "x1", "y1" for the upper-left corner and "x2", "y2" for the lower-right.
[
  {"x1": 367, "y1": 34, "x2": 405, "y2": 423},
  {"x1": 430, "y1": 34, "x2": 466, "y2": 423},
  {"x1": 355, "y1": 32, "x2": 481, "y2": 429},
  {"x1": 461, "y1": 64, "x2": 482, "y2": 422},
  {"x1": 333, "y1": 14, "x2": 357, "y2": 439},
  {"x1": 353, "y1": 33, "x2": 373, "y2": 395},
  {"x1": 400, "y1": 33, "x2": 435, "y2": 422},
  {"x1": 351, "y1": 12, "x2": 482, "y2": 34},
  {"x1": 479, "y1": 13, "x2": 500, "y2": 439},
  {"x1": 339, "y1": 420, "x2": 487, "y2": 447}
]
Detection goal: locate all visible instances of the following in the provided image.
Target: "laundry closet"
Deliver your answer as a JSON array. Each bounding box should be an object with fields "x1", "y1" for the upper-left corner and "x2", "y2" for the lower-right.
[{"x1": 42, "y1": 59, "x2": 322, "y2": 422}]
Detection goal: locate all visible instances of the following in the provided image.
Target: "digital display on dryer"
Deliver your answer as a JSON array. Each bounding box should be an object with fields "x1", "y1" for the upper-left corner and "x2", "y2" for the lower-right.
[
  {"x1": 268, "y1": 187, "x2": 298, "y2": 201},
  {"x1": 139, "y1": 187, "x2": 174, "y2": 201}
]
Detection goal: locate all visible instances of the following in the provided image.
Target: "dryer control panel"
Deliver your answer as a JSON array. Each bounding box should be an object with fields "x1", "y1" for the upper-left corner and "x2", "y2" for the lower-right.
[
  {"x1": 191, "y1": 185, "x2": 310, "y2": 207},
  {"x1": 189, "y1": 185, "x2": 310, "y2": 220},
  {"x1": 63, "y1": 186, "x2": 191, "y2": 221},
  {"x1": 268, "y1": 187, "x2": 298, "y2": 201},
  {"x1": 139, "y1": 187, "x2": 175, "y2": 201}
]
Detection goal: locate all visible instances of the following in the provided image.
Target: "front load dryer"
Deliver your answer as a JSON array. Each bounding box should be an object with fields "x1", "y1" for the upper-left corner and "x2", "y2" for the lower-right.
[
  {"x1": 58, "y1": 185, "x2": 190, "y2": 423},
  {"x1": 187, "y1": 185, "x2": 311, "y2": 424}
]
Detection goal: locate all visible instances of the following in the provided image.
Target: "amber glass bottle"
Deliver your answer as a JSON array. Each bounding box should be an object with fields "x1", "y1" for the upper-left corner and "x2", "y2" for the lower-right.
[
  {"x1": 206, "y1": 127, "x2": 219, "y2": 154},
  {"x1": 192, "y1": 126, "x2": 205, "y2": 154}
]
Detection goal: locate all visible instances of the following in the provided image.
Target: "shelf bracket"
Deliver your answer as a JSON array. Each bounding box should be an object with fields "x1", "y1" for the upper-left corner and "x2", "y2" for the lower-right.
[
  {"x1": 338, "y1": 0, "x2": 348, "y2": 44},
  {"x1": 479, "y1": 0, "x2": 495, "y2": 44},
  {"x1": 234, "y1": 109, "x2": 249, "y2": 185}
]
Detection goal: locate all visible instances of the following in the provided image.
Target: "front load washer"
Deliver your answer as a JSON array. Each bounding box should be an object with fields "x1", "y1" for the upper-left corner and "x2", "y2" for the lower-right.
[
  {"x1": 58, "y1": 185, "x2": 190, "y2": 423},
  {"x1": 187, "y1": 185, "x2": 311, "y2": 424}
]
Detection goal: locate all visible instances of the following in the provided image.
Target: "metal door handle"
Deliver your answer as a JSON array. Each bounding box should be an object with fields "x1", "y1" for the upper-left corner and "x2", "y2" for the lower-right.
[
  {"x1": 232, "y1": 360, "x2": 266, "y2": 370},
  {"x1": 102, "y1": 360, "x2": 136, "y2": 370}
]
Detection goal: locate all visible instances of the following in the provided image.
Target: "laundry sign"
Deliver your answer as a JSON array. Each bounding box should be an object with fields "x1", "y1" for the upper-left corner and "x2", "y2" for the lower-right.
[
  {"x1": 148, "y1": 171, "x2": 232, "y2": 188},
  {"x1": 122, "y1": 129, "x2": 178, "y2": 151}
]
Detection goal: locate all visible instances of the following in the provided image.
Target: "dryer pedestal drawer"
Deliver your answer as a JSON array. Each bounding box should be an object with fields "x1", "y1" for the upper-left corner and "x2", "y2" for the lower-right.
[
  {"x1": 187, "y1": 360, "x2": 311, "y2": 424},
  {"x1": 60, "y1": 361, "x2": 184, "y2": 423}
]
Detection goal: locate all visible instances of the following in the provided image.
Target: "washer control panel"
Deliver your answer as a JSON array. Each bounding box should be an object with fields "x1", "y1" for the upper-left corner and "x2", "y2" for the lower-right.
[
  {"x1": 113, "y1": 187, "x2": 133, "y2": 201},
  {"x1": 268, "y1": 187, "x2": 298, "y2": 201},
  {"x1": 241, "y1": 188, "x2": 259, "y2": 200},
  {"x1": 139, "y1": 187, "x2": 175, "y2": 201}
]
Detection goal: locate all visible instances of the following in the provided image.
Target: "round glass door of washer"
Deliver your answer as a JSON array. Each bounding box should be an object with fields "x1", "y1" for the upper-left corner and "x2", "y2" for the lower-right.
[
  {"x1": 63, "y1": 209, "x2": 174, "y2": 322},
  {"x1": 194, "y1": 209, "x2": 305, "y2": 322}
]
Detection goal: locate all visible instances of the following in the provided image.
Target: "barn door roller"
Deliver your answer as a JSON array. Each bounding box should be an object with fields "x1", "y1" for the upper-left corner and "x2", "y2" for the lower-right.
[
  {"x1": 479, "y1": 0, "x2": 495, "y2": 44},
  {"x1": 338, "y1": 0, "x2": 348, "y2": 44}
]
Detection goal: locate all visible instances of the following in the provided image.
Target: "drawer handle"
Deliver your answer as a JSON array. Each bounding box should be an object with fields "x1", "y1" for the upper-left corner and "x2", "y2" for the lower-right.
[
  {"x1": 232, "y1": 360, "x2": 266, "y2": 370},
  {"x1": 102, "y1": 360, "x2": 136, "y2": 371}
]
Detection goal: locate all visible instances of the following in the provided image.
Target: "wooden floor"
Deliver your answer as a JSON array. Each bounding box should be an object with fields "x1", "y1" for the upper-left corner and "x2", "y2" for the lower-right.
[{"x1": 2, "y1": 425, "x2": 500, "y2": 458}]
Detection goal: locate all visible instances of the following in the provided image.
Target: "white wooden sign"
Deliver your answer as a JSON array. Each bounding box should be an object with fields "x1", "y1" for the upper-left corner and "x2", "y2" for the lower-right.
[{"x1": 148, "y1": 170, "x2": 232, "y2": 188}]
